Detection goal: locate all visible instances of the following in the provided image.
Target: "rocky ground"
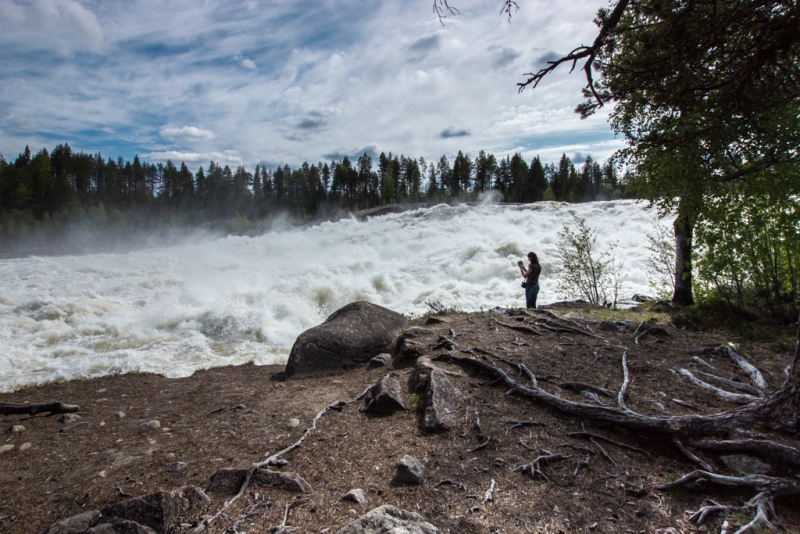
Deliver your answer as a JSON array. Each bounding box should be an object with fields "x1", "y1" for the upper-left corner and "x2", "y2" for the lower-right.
[{"x1": 1, "y1": 307, "x2": 799, "y2": 534}]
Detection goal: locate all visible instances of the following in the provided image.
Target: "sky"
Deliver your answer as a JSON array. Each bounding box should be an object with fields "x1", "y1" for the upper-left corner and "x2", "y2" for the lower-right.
[{"x1": 0, "y1": 0, "x2": 624, "y2": 170}]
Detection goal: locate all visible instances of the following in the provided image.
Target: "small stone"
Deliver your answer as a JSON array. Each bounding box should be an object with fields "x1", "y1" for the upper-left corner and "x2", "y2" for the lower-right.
[
  {"x1": 7, "y1": 424, "x2": 25, "y2": 433},
  {"x1": 98, "y1": 470, "x2": 107, "y2": 478},
  {"x1": 232, "y1": 404, "x2": 246, "y2": 410},
  {"x1": 115, "y1": 411, "x2": 127, "y2": 419},
  {"x1": 136, "y1": 420, "x2": 161, "y2": 432},
  {"x1": 287, "y1": 418, "x2": 300, "y2": 429},
  {"x1": 0, "y1": 444, "x2": 14, "y2": 454},
  {"x1": 342, "y1": 488, "x2": 366, "y2": 504},
  {"x1": 367, "y1": 353, "x2": 392, "y2": 370},
  {"x1": 57, "y1": 413, "x2": 82, "y2": 424},
  {"x1": 393, "y1": 455, "x2": 425, "y2": 485},
  {"x1": 424, "y1": 316, "x2": 450, "y2": 325},
  {"x1": 166, "y1": 461, "x2": 187, "y2": 472},
  {"x1": 60, "y1": 421, "x2": 89, "y2": 432},
  {"x1": 99, "y1": 421, "x2": 106, "y2": 427},
  {"x1": 19, "y1": 442, "x2": 32, "y2": 451}
]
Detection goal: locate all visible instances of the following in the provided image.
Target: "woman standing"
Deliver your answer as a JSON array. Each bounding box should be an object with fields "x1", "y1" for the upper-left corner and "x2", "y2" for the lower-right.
[{"x1": 518, "y1": 252, "x2": 541, "y2": 309}]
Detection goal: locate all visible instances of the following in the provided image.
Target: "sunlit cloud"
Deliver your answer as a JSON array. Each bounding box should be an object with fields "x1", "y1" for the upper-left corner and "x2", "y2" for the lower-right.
[{"x1": 159, "y1": 126, "x2": 216, "y2": 141}]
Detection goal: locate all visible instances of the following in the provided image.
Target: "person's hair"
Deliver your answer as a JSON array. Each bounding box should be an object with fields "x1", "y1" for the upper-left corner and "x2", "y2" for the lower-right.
[{"x1": 527, "y1": 252, "x2": 539, "y2": 266}]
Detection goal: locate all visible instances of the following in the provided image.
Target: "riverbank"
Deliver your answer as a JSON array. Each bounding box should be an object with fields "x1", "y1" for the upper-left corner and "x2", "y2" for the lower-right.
[{"x1": 1, "y1": 308, "x2": 798, "y2": 533}]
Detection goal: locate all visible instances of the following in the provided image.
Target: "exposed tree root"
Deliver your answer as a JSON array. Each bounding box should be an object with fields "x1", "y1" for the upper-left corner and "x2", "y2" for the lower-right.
[
  {"x1": 656, "y1": 470, "x2": 800, "y2": 534},
  {"x1": 726, "y1": 344, "x2": 768, "y2": 390},
  {"x1": 566, "y1": 431, "x2": 651, "y2": 457},
  {"x1": 676, "y1": 368, "x2": 759, "y2": 404},
  {"x1": 513, "y1": 453, "x2": 572, "y2": 482},
  {"x1": 672, "y1": 437, "x2": 715, "y2": 472},
  {"x1": 695, "y1": 371, "x2": 765, "y2": 398},
  {"x1": 492, "y1": 319, "x2": 542, "y2": 336},
  {"x1": 688, "y1": 438, "x2": 800, "y2": 469}
]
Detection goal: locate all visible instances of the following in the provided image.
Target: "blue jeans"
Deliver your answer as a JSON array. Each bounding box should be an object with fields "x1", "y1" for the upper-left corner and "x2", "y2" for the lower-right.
[{"x1": 525, "y1": 283, "x2": 540, "y2": 309}]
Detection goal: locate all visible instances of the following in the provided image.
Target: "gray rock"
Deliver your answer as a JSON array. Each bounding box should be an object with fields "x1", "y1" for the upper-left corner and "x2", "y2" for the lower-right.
[
  {"x1": 136, "y1": 420, "x2": 160, "y2": 432},
  {"x1": 366, "y1": 353, "x2": 392, "y2": 370},
  {"x1": 173, "y1": 485, "x2": 211, "y2": 508},
  {"x1": 115, "y1": 412, "x2": 127, "y2": 419},
  {"x1": 285, "y1": 301, "x2": 407, "y2": 378},
  {"x1": 342, "y1": 488, "x2": 366, "y2": 504},
  {"x1": 86, "y1": 517, "x2": 157, "y2": 534},
  {"x1": 597, "y1": 321, "x2": 619, "y2": 332},
  {"x1": 336, "y1": 505, "x2": 440, "y2": 534},
  {"x1": 60, "y1": 421, "x2": 89, "y2": 432},
  {"x1": 206, "y1": 468, "x2": 311, "y2": 495},
  {"x1": 287, "y1": 418, "x2": 300, "y2": 428},
  {"x1": 44, "y1": 510, "x2": 102, "y2": 534},
  {"x1": 58, "y1": 413, "x2": 82, "y2": 424},
  {"x1": 420, "y1": 369, "x2": 464, "y2": 433},
  {"x1": 392, "y1": 338, "x2": 426, "y2": 368},
  {"x1": 360, "y1": 375, "x2": 406, "y2": 415},
  {"x1": 0, "y1": 444, "x2": 14, "y2": 454},
  {"x1": 100, "y1": 490, "x2": 183, "y2": 534},
  {"x1": 393, "y1": 455, "x2": 426, "y2": 485},
  {"x1": 391, "y1": 328, "x2": 435, "y2": 367},
  {"x1": 19, "y1": 442, "x2": 32, "y2": 451},
  {"x1": 165, "y1": 461, "x2": 187, "y2": 472},
  {"x1": 408, "y1": 357, "x2": 437, "y2": 393},
  {"x1": 424, "y1": 316, "x2": 450, "y2": 325},
  {"x1": 5, "y1": 424, "x2": 25, "y2": 433},
  {"x1": 720, "y1": 454, "x2": 772, "y2": 475}
]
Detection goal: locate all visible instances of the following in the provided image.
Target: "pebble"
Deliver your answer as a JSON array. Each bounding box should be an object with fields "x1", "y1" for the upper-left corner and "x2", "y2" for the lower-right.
[
  {"x1": 99, "y1": 421, "x2": 106, "y2": 427},
  {"x1": 0, "y1": 444, "x2": 14, "y2": 454},
  {"x1": 98, "y1": 470, "x2": 107, "y2": 478},
  {"x1": 165, "y1": 461, "x2": 187, "y2": 472},
  {"x1": 58, "y1": 413, "x2": 82, "y2": 424},
  {"x1": 19, "y1": 442, "x2": 32, "y2": 452},
  {"x1": 287, "y1": 418, "x2": 300, "y2": 429},
  {"x1": 7, "y1": 425, "x2": 25, "y2": 433},
  {"x1": 115, "y1": 411, "x2": 127, "y2": 419},
  {"x1": 136, "y1": 420, "x2": 161, "y2": 432}
]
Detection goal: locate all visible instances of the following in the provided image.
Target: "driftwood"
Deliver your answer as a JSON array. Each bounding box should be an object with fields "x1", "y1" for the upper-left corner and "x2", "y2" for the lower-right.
[{"x1": 0, "y1": 401, "x2": 78, "y2": 416}]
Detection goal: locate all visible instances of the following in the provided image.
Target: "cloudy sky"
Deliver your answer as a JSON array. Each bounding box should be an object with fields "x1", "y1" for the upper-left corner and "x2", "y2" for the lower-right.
[{"x1": 0, "y1": 0, "x2": 623, "y2": 170}]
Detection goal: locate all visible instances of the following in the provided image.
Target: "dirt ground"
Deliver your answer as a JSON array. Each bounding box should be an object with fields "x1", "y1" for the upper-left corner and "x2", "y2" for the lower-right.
[{"x1": 1, "y1": 308, "x2": 799, "y2": 534}]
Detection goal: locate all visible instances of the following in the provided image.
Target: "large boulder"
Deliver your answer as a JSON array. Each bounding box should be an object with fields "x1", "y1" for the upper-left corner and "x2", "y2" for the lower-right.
[
  {"x1": 336, "y1": 505, "x2": 440, "y2": 534},
  {"x1": 285, "y1": 302, "x2": 407, "y2": 378}
]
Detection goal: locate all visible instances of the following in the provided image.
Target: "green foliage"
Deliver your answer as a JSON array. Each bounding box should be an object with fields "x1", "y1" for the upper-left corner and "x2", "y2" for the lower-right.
[
  {"x1": 694, "y1": 183, "x2": 800, "y2": 320},
  {"x1": 556, "y1": 215, "x2": 625, "y2": 308},
  {"x1": 644, "y1": 217, "x2": 676, "y2": 299}
]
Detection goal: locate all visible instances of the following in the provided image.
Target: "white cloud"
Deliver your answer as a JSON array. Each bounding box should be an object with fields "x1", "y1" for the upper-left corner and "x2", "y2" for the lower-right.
[
  {"x1": 0, "y1": 0, "x2": 619, "y2": 169},
  {"x1": 0, "y1": 0, "x2": 103, "y2": 54},
  {"x1": 146, "y1": 150, "x2": 243, "y2": 165},
  {"x1": 159, "y1": 126, "x2": 216, "y2": 141}
]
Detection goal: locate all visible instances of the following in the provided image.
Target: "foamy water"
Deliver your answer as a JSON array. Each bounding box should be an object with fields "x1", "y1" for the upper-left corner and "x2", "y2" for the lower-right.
[{"x1": 0, "y1": 200, "x2": 670, "y2": 391}]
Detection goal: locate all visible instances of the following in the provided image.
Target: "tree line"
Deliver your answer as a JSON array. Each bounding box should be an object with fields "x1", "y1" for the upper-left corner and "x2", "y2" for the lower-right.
[{"x1": 0, "y1": 143, "x2": 632, "y2": 239}]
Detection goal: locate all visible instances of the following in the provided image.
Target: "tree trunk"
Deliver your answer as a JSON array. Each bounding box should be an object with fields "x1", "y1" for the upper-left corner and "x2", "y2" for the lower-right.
[{"x1": 673, "y1": 205, "x2": 694, "y2": 306}]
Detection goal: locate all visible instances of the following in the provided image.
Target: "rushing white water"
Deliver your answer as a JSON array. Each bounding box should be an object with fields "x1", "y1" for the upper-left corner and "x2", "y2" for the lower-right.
[{"x1": 0, "y1": 200, "x2": 670, "y2": 392}]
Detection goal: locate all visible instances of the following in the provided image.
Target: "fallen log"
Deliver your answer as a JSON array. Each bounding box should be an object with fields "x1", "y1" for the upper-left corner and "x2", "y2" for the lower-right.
[{"x1": 0, "y1": 401, "x2": 79, "y2": 416}]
